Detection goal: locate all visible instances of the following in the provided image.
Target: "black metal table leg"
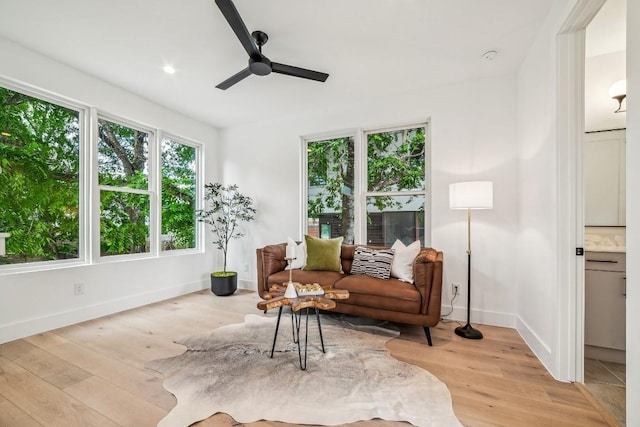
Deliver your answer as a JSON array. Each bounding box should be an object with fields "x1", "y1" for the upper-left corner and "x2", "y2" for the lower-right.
[
  {"x1": 291, "y1": 306, "x2": 298, "y2": 343},
  {"x1": 296, "y1": 307, "x2": 310, "y2": 370},
  {"x1": 315, "y1": 306, "x2": 326, "y2": 353},
  {"x1": 269, "y1": 306, "x2": 283, "y2": 358}
]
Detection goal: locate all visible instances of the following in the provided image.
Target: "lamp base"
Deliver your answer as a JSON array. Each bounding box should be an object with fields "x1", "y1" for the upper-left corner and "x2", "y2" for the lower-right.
[{"x1": 455, "y1": 323, "x2": 483, "y2": 340}]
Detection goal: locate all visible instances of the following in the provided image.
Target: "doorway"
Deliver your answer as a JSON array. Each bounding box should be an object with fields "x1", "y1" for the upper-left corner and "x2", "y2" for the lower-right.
[{"x1": 582, "y1": 1, "x2": 627, "y2": 423}]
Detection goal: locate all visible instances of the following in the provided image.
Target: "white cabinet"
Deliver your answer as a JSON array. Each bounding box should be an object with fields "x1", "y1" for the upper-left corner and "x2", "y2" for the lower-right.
[
  {"x1": 585, "y1": 251, "x2": 626, "y2": 351},
  {"x1": 584, "y1": 130, "x2": 626, "y2": 226}
]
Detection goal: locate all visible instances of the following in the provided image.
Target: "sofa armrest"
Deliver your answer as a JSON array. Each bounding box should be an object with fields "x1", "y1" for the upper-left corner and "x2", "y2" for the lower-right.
[
  {"x1": 413, "y1": 248, "x2": 444, "y2": 318},
  {"x1": 256, "y1": 243, "x2": 287, "y2": 298}
]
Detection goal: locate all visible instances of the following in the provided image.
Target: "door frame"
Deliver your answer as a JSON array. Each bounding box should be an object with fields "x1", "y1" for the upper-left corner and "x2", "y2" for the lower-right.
[{"x1": 556, "y1": 0, "x2": 606, "y2": 383}]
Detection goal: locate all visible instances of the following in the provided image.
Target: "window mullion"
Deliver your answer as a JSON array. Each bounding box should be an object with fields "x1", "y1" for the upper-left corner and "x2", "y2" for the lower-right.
[
  {"x1": 149, "y1": 130, "x2": 159, "y2": 256},
  {"x1": 90, "y1": 107, "x2": 100, "y2": 263}
]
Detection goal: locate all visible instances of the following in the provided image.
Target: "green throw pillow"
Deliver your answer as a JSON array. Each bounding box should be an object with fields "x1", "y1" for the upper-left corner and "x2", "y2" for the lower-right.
[{"x1": 303, "y1": 235, "x2": 344, "y2": 272}]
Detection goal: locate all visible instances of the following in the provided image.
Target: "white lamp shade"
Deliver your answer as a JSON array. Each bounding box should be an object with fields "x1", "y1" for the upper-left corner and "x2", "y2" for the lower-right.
[
  {"x1": 608, "y1": 80, "x2": 626, "y2": 98},
  {"x1": 449, "y1": 181, "x2": 493, "y2": 209}
]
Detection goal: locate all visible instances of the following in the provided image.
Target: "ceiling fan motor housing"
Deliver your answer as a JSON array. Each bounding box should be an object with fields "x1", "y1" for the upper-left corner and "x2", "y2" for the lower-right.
[{"x1": 249, "y1": 56, "x2": 272, "y2": 75}]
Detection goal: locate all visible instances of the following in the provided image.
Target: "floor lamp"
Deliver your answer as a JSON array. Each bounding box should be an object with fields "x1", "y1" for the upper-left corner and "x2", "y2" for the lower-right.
[{"x1": 449, "y1": 181, "x2": 493, "y2": 340}]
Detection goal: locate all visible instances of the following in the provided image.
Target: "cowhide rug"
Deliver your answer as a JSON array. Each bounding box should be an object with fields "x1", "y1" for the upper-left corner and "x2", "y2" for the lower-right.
[{"x1": 146, "y1": 313, "x2": 462, "y2": 427}]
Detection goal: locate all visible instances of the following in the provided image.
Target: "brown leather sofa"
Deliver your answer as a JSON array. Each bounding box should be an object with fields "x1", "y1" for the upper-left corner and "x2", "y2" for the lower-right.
[{"x1": 256, "y1": 243, "x2": 444, "y2": 345}]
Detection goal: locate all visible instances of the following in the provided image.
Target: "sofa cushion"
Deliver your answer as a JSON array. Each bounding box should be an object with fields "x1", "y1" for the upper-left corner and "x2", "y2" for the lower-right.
[
  {"x1": 350, "y1": 246, "x2": 395, "y2": 280},
  {"x1": 334, "y1": 274, "x2": 421, "y2": 313},
  {"x1": 303, "y1": 235, "x2": 343, "y2": 272},
  {"x1": 390, "y1": 239, "x2": 421, "y2": 283},
  {"x1": 268, "y1": 270, "x2": 346, "y2": 289}
]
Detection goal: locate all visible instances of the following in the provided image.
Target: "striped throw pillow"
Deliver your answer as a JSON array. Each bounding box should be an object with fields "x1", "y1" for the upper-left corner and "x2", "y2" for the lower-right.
[{"x1": 350, "y1": 246, "x2": 395, "y2": 280}]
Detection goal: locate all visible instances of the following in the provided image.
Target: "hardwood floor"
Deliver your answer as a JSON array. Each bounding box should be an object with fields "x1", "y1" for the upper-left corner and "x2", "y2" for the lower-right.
[{"x1": 0, "y1": 289, "x2": 614, "y2": 427}]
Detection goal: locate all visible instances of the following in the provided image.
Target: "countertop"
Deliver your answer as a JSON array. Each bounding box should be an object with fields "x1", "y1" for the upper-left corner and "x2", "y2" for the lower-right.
[
  {"x1": 585, "y1": 246, "x2": 626, "y2": 253},
  {"x1": 585, "y1": 226, "x2": 626, "y2": 253}
]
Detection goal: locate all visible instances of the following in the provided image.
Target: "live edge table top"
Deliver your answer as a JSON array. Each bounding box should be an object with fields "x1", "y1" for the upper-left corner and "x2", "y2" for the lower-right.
[{"x1": 256, "y1": 283, "x2": 349, "y2": 312}]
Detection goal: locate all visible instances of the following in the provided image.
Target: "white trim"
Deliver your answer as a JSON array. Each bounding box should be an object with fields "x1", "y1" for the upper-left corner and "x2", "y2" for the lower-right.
[
  {"x1": 300, "y1": 130, "x2": 358, "y2": 240},
  {"x1": 516, "y1": 316, "x2": 557, "y2": 380},
  {"x1": 0, "y1": 79, "x2": 207, "y2": 273},
  {"x1": 555, "y1": 0, "x2": 606, "y2": 384},
  {"x1": 299, "y1": 136, "x2": 308, "y2": 242},
  {"x1": 0, "y1": 75, "x2": 88, "y2": 113},
  {"x1": 362, "y1": 122, "x2": 431, "y2": 246},
  {"x1": 149, "y1": 129, "x2": 159, "y2": 256},
  {"x1": 0, "y1": 79, "x2": 88, "y2": 272},
  {"x1": 158, "y1": 132, "x2": 203, "y2": 254},
  {"x1": 301, "y1": 122, "x2": 430, "y2": 246},
  {"x1": 90, "y1": 107, "x2": 101, "y2": 263},
  {"x1": 443, "y1": 306, "x2": 516, "y2": 329},
  {"x1": 97, "y1": 185, "x2": 152, "y2": 195}
]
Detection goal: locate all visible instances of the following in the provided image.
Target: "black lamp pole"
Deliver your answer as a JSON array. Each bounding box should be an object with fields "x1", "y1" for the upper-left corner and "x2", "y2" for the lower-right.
[{"x1": 455, "y1": 207, "x2": 483, "y2": 339}]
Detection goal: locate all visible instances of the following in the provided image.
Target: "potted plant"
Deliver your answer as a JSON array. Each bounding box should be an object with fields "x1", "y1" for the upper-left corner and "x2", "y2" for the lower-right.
[{"x1": 197, "y1": 183, "x2": 256, "y2": 296}]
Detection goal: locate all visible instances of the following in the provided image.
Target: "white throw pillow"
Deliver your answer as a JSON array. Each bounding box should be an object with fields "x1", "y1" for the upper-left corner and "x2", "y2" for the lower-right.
[
  {"x1": 284, "y1": 237, "x2": 307, "y2": 270},
  {"x1": 390, "y1": 240, "x2": 421, "y2": 283}
]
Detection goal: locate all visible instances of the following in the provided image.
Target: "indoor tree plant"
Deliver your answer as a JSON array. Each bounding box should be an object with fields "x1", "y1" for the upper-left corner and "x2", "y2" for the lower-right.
[{"x1": 197, "y1": 182, "x2": 256, "y2": 296}]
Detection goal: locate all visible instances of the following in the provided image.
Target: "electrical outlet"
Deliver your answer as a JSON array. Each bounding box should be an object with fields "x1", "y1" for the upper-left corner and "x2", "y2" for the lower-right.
[
  {"x1": 451, "y1": 283, "x2": 460, "y2": 296},
  {"x1": 74, "y1": 283, "x2": 84, "y2": 296},
  {"x1": 243, "y1": 263, "x2": 249, "y2": 273}
]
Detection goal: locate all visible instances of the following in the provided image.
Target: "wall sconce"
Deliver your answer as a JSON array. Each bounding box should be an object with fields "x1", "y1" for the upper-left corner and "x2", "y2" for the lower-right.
[{"x1": 608, "y1": 80, "x2": 626, "y2": 113}]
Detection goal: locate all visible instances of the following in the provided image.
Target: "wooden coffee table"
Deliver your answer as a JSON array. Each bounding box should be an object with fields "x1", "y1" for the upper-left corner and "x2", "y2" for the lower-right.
[{"x1": 257, "y1": 283, "x2": 349, "y2": 370}]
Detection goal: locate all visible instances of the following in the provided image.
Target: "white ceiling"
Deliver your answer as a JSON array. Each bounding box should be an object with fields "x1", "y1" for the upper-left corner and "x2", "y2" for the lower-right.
[{"x1": 0, "y1": 0, "x2": 557, "y2": 129}]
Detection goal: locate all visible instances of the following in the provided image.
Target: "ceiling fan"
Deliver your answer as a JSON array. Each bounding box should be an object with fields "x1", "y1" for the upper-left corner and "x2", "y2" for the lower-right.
[{"x1": 214, "y1": 0, "x2": 329, "y2": 90}]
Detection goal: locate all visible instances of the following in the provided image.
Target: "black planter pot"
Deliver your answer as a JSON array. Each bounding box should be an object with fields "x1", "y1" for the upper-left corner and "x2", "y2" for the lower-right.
[{"x1": 210, "y1": 273, "x2": 237, "y2": 296}]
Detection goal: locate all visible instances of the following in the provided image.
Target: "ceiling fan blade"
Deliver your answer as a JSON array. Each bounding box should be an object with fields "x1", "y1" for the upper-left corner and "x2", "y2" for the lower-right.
[
  {"x1": 216, "y1": 67, "x2": 252, "y2": 90},
  {"x1": 215, "y1": 0, "x2": 260, "y2": 57},
  {"x1": 272, "y1": 62, "x2": 329, "y2": 82}
]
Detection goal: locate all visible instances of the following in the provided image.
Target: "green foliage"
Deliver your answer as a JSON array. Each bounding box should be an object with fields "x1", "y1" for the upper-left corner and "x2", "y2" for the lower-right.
[
  {"x1": 0, "y1": 87, "x2": 198, "y2": 263},
  {"x1": 197, "y1": 183, "x2": 256, "y2": 273},
  {"x1": 0, "y1": 87, "x2": 80, "y2": 261},
  {"x1": 367, "y1": 128, "x2": 425, "y2": 211},
  {"x1": 306, "y1": 128, "x2": 425, "y2": 242},
  {"x1": 97, "y1": 119, "x2": 150, "y2": 256},
  {"x1": 100, "y1": 191, "x2": 149, "y2": 255},
  {"x1": 161, "y1": 140, "x2": 196, "y2": 250},
  {"x1": 307, "y1": 137, "x2": 354, "y2": 219}
]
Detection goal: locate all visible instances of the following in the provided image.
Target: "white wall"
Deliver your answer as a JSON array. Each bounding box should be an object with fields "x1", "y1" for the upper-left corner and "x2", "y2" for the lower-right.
[
  {"x1": 0, "y1": 36, "x2": 219, "y2": 343},
  {"x1": 625, "y1": 1, "x2": 638, "y2": 424},
  {"x1": 220, "y1": 75, "x2": 520, "y2": 328},
  {"x1": 515, "y1": 1, "x2": 571, "y2": 377}
]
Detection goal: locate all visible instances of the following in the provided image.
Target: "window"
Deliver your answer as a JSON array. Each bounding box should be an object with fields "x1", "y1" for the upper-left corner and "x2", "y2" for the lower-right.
[
  {"x1": 306, "y1": 136, "x2": 355, "y2": 243},
  {"x1": 0, "y1": 86, "x2": 81, "y2": 265},
  {"x1": 97, "y1": 118, "x2": 152, "y2": 256},
  {"x1": 160, "y1": 136, "x2": 197, "y2": 251},
  {"x1": 364, "y1": 126, "x2": 426, "y2": 245},
  {"x1": 305, "y1": 123, "x2": 428, "y2": 246},
  {"x1": 0, "y1": 81, "x2": 203, "y2": 270}
]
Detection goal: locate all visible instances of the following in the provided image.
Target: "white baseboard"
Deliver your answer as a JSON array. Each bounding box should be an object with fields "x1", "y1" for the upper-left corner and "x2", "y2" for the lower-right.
[
  {"x1": 238, "y1": 278, "x2": 255, "y2": 290},
  {"x1": 0, "y1": 279, "x2": 208, "y2": 344},
  {"x1": 516, "y1": 316, "x2": 556, "y2": 379},
  {"x1": 440, "y1": 305, "x2": 516, "y2": 329}
]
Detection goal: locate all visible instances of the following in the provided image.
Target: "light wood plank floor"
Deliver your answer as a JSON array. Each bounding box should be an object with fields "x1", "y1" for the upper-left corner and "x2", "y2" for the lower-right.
[{"x1": 0, "y1": 290, "x2": 615, "y2": 427}]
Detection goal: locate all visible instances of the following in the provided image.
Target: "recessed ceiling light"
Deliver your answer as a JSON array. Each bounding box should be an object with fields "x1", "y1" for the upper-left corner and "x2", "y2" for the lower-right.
[
  {"x1": 482, "y1": 50, "x2": 497, "y2": 61},
  {"x1": 163, "y1": 64, "x2": 176, "y2": 74}
]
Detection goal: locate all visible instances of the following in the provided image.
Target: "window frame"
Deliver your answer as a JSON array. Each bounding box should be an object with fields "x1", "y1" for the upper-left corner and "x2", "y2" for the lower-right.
[
  {"x1": 0, "y1": 79, "x2": 89, "y2": 273},
  {"x1": 361, "y1": 122, "x2": 431, "y2": 246},
  {"x1": 0, "y1": 75, "x2": 206, "y2": 274},
  {"x1": 158, "y1": 132, "x2": 203, "y2": 255},
  {"x1": 94, "y1": 113, "x2": 156, "y2": 261},
  {"x1": 301, "y1": 129, "x2": 361, "y2": 242},
  {"x1": 301, "y1": 121, "x2": 431, "y2": 246}
]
